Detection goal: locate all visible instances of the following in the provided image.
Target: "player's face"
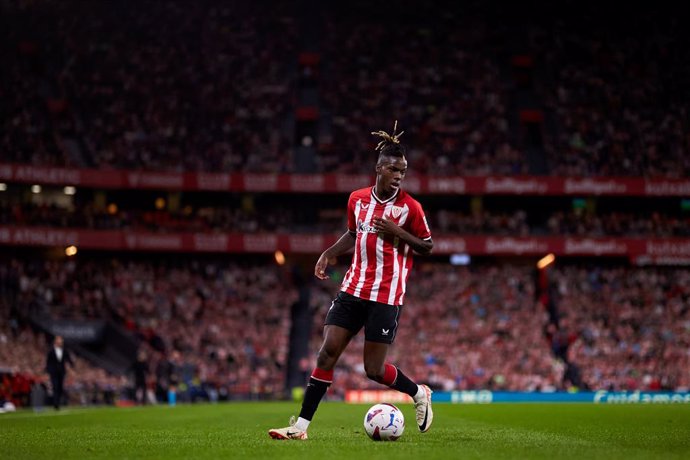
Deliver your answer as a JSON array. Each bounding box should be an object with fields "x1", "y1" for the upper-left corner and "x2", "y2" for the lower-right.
[{"x1": 376, "y1": 156, "x2": 407, "y2": 196}]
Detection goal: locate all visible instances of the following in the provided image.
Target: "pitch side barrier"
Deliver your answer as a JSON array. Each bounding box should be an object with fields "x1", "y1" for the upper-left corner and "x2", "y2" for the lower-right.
[{"x1": 344, "y1": 390, "x2": 690, "y2": 404}]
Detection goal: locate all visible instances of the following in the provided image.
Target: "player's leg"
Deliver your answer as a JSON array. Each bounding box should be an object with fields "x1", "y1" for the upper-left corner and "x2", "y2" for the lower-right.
[
  {"x1": 363, "y1": 303, "x2": 434, "y2": 432},
  {"x1": 269, "y1": 292, "x2": 364, "y2": 440},
  {"x1": 268, "y1": 325, "x2": 355, "y2": 440},
  {"x1": 299, "y1": 325, "x2": 356, "y2": 422},
  {"x1": 362, "y1": 340, "x2": 420, "y2": 398}
]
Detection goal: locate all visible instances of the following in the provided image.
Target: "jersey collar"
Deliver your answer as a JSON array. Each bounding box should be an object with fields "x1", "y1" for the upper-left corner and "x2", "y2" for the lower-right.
[{"x1": 371, "y1": 186, "x2": 400, "y2": 205}]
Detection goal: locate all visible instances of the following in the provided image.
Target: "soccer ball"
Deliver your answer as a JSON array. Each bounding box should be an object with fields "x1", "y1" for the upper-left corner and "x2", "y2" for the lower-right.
[{"x1": 363, "y1": 403, "x2": 405, "y2": 441}]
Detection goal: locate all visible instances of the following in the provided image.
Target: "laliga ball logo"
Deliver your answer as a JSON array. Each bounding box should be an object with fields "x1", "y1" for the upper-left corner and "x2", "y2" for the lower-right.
[{"x1": 363, "y1": 403, "x2": 405, "y2": 441}]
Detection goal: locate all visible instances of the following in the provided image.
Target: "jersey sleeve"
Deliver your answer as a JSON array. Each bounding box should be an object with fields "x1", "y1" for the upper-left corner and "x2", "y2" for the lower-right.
[{"x1": 408, "y1": 200, "x2": 432, "y2": 240}]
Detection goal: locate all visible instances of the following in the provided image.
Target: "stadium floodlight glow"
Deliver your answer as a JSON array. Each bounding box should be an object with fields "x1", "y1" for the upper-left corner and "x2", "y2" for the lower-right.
[
  {"x1": 0, "y1": 183, "x2": 6, "y2": 191},
  {"x1": 537, "y1": 253, "x2": 556, "y2": 269},
  {"x1": 65, "y1": 245, "x2": 78, "y2": 257},
  {"x1": 63, "y1": 186, "x2": 76, "y2": 195},
  {"x1": 31, "y1": 184, "x2": 42, "y2": 194},
  {"x1": 450, "y1": 253, "x2": 471, "y2": 266},
  {"x1": 274, "y1": 250, "x2": 286, "y2": 266}
]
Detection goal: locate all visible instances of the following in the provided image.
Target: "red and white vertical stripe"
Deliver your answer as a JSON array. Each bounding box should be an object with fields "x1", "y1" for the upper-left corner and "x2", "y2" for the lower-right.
[{"x1": 341, "y1": 188, "x2": 429, "y2": 306}]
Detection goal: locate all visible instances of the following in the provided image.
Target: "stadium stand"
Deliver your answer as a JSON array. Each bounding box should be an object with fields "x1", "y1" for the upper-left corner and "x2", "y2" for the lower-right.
[
  {"x1": 316, "y1": 2, "x2": 526, "y2": 175},
  {"x1": 0, "y1": 255, "x2": 292, "y2": 406},
  {"x1": 2, "y1": 0, "x2": 297, "y2": 172},
  {"x1": 310, "y1": 263, "x2": 690, "y2": 394},
  {"x1": 526, "y1": 4, "x2": 690, "y2": 177},
  {"x1": 3, "y1": 192, "x2": 690, "y2": 237}
]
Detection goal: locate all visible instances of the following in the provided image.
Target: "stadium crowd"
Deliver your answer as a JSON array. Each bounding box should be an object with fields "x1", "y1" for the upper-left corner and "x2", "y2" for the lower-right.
[
  {"x1": 4, "y1": 199, "x2": 690, "y2": 238},
  {"x1": 4, "y1": 1, "x2": 689, "y2": 177},
  {"x1": 553, "y1": 267, "x2": 690, "y2": 392},
  {"x1": 2, "y1": 0, "x2": 296, "y2": 172},
  {"x1": 0, "y1": 324, "x2": 127, "y2": 408},
  {"x1": 0, "y1": 260, "x2": 127, "y2": 407},
  {"x1": 309, "y1": 264, "x2": 563, "y2": 396},
  {"x1": 2, "y1": 255, "x2": 689, "y2": 407},
  {"x1": 433, "y1": 208, "x2": 690, "y2": 238},
  {"x1": 316, "y1": 2, "x2": 526, "y2": 176},
  {"x1": 0, "y1": 199, "x2": 299, "y2": 234},
  {"x1": 0, "y1": 256, "x2": 292, "y2": 407},
  {"x1": 304, "y1": 263, "x2": 689, "y2": 394},
  {"x1": 530, "y1": 5, "x2": 690, "y2": 177}
]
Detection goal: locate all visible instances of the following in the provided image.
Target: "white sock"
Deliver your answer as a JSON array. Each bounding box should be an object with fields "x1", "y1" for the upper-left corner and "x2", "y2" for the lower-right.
[
  {"x1": 413, "y1": 385, "x2": 425, "y2": 402},
  {"x1": 295, "y1": 417, "x2": 310, "y2": 431}
]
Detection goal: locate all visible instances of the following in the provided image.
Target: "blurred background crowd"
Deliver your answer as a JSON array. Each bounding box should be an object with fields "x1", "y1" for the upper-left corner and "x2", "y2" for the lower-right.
[
  {"x1": 3, "y1": 1, "x2": 688, "y2": 176},
  {"x1": 2, "y1": 256, "x2": 689, "y2": 406}
]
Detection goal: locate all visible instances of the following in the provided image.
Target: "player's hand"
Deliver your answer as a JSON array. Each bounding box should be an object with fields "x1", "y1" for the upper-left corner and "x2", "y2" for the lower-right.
[
  {"x1": 372, "y1": 216, "x2": 400, "y2": 235},
  {"x1": 315, "y1": 253, "x2": 333, "y2": 280}
]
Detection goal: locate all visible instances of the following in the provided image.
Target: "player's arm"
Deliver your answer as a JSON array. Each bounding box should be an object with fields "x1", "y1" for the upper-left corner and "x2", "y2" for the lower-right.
[
  {"x1": 314, "y1": 231, "x2": 356, "y2": 280},
  {"x1": 371, "y1": 216, "x2": 433, "y2": 255}
]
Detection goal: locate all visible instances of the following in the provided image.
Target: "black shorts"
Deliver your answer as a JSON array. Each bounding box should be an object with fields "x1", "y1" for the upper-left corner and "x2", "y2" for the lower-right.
[{"x1": 324, "y1": 291, "x2": 402, "y2": 344}]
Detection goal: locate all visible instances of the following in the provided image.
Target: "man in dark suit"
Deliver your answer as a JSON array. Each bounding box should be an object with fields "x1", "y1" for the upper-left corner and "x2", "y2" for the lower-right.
[
  {"x1": 131, "y1": 349, "x2": 149, "y2": 405},
  {"x1": 45, "y1": 335, "x2": 74, "y2": 410}
]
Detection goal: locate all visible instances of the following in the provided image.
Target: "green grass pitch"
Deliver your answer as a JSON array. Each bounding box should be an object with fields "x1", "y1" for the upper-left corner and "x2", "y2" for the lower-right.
[{"x1": 2, "y1": 402, "x2": 689, "y2": 459}]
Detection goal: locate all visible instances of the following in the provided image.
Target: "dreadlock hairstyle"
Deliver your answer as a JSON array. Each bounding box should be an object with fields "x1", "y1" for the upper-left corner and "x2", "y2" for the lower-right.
[{"x1": 372, "y1": 120, "x2": 407, "y2": 161}]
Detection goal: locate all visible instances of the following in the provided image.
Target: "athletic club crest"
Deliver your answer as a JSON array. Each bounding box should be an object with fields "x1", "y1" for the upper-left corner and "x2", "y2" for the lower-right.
[{"x1": 390, "y1": 206, "x2": 404, "y2": 219}]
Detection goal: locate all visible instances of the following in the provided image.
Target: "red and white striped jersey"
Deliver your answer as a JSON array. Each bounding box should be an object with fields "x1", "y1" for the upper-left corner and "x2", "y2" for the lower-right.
[{"x1": 340, "y1": 186, "x2": 432, "y2": 306}]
